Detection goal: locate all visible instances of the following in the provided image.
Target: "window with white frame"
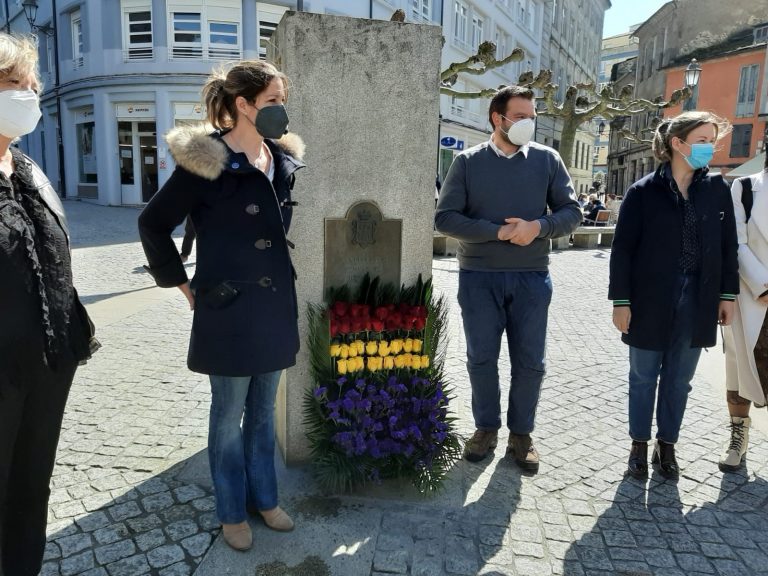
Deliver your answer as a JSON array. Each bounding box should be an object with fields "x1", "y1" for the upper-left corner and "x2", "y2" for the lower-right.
[
  {"x1": 71, "y1": 9, "x2": 83, "y2": 68},
  {"x1": 168, "y1": 1, "x2": 241, "y2": 61},
  {"x1": 453, "y1": 0, "x2": 468, "y2": 48},
  {"x1": 736, "y1": 64, "x2": 760, "y2": 117},
  {"x1": 411, "y1": 0, "x2": 430, "y2": 22},
  {"x1": 471, "y1": 14, "x2": 483, "y2": 49},
  {"x1": 122, "y1": 1, "x2": 153, "y2": 61},
  {"x1": 450, "y1": 80, "x2": 466, "y2": 117},
  {"x1": 257, "y1": 3, "x2": 289, "y2": 59},
  {"x1": 754, "y1": 25, "x2": 768, "y2": 43},
  {"x1": 494, "y1": 27, "x2": 507, "y2": 62}
]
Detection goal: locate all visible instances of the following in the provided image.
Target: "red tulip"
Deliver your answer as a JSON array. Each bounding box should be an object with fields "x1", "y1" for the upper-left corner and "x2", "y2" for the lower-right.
[
  {"x1": 339, "y1": 321, "x2": 351, "y2": 334},
  {"x1": 372, "y1": 320, "x2": 385, "y2": 332},
  {"x1": 332, "y1": 302, "x2": 348, "y2": 317},
  {"x1": 375, "y1": 306, "x2": 389, "y2": 321}
]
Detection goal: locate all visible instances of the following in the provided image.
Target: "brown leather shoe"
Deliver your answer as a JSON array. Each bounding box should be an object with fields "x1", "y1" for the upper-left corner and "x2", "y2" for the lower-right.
[
  {"x1": 507, "y1": 434, "x2": 539, "y2": 472},
  {"x1": 259, "y1": 506, "x2": 295, "y2": 532},
  {"x1": 222, "y1": 521, "x2": 252, "y2": 551},
  {"x1": 464, "y1": 429, "x2": 498, "y2": 462}
]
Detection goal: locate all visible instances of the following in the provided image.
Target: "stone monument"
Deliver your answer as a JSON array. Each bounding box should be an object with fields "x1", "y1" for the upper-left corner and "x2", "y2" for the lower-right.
[{"x1": 269, "y1": 12, "x2": 442, "y2": 464}]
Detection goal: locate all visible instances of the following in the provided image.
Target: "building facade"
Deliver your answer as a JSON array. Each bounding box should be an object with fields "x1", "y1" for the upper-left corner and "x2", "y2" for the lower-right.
[
  {"x1": 537, "y1": 0, "x2": 610, "y2": 197},
  {"x1": 3, "y1": 0, "x2": 600, "y2": 205},
  {"x1": 606, "y1": 0, "x2": 768, "y2": 195},
  {"x1": 593, "y1": 26, "x2": 638, "y2": 180}
]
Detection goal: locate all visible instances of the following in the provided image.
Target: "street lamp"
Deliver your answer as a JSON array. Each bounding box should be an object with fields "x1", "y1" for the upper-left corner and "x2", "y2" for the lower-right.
[
  {"x1": 23, "y1": 0, "x2": 66, "y2": 198},
  {"x1": 597, "y1": 120, "x2": 606, "y2": 136},
  {"x1": 684, "y1": 58, "x2": 702, "y2": 88}
]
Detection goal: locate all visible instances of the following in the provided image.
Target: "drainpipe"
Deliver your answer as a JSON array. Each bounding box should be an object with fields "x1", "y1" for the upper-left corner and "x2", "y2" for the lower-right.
[
  {"x1": 52, "y1": 0, "x2": 66, "y2": 198},
  {"x1": 3, "y1": 0, "x2": 10, "y2": 32},
  {"x1": 369, "y1": 0, "x2": 373, "y2": 19}
]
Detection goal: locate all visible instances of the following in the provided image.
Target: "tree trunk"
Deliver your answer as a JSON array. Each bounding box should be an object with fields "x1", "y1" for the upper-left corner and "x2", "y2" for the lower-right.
[{"x1": 558, "y1": 117, "x2": 579, "y2": 170}]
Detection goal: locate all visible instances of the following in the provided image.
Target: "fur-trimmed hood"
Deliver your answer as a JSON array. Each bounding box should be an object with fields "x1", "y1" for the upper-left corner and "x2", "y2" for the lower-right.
[{"x1": 165, "y1": 124, "x2": 305, "y2": 181}]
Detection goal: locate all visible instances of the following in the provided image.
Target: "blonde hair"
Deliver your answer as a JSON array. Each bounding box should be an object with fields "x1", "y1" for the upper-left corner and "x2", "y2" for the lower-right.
[
  {"x1": 201, "y1": 60, "x2": 288, "y2": 130},
  {"x1": 652, "y1": 111, "x2": 731, "y2": 163},
  {"x1": 0, "y1": 32, "x2": 40, "y2": 87}
]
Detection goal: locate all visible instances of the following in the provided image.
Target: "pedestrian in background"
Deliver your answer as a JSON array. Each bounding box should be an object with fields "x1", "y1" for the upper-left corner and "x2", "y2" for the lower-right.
[
  {"x1": 0, "y1": 32, "x2": 97, "y2": 575},
  {"x1": 138, "y1": 60, "x2": 304, "y2": 552},
  {"x1": 435, "y1": 85, "x2": 581, "y2": 472},
  {"x1": 609, "y1": 111, "x2": 738, "y2": 480},
  {"x1": 720, "y1": 158, "x2": 768, "y2": 472}
]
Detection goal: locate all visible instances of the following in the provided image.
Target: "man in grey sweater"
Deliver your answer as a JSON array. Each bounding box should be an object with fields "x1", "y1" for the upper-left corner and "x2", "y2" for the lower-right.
[{"x1": 435, "y1": 85, "x2": 581, "y2": 471}]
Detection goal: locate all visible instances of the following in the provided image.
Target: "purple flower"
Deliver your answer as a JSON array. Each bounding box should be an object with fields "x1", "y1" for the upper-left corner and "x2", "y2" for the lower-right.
[{"x1": 313, "y1": 387, "x2": 327, "y2": 398}]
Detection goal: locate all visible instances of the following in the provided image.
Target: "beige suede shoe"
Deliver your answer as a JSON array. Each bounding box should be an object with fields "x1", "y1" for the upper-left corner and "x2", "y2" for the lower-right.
[
  {"x1": 259, "y1": 506, "x2": 295, "y2": 532},
  {"x1": 222, "y1": 521, "x2": 252, "y2": 551}
]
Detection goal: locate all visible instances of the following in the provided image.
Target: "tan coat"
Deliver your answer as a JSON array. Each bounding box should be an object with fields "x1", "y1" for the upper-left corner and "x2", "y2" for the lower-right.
[{"x1": 724, "y1": 171, "x2": 768, "y2": 406}]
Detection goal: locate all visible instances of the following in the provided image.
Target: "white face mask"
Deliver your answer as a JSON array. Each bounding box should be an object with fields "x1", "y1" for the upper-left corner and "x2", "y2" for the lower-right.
[
  {"x1": 502, "y1": 116, "x2": 535, "y2": 146},
  {"x1": 0, "y1": 89, "x2": 42, "y2": 139}
]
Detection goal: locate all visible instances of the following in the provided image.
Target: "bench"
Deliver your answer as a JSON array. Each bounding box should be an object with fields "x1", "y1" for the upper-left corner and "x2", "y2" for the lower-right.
[
  {"x1": 572, "y1": 225, "x2": 617, "y2": 248},
  {"x1": 433, "y1": 232, "x2": 459, "y2": 256}
]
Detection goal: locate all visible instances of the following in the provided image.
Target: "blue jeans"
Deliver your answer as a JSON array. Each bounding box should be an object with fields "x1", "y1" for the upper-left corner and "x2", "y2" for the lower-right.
[
  {"x1": 458, "y1": 270, "x2": 553, "y2": 434},
  {"x1": 208, "y1": 370, "x2": 281, "y2": 524},
  {"x1": 628, "y1": 274, "x2": 702, "y2": 444}
]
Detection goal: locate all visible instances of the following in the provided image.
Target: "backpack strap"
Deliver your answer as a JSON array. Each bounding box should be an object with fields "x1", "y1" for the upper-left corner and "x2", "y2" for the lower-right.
[{"x1": 737, "y1": 176, "x2": 753, "y2": 223}]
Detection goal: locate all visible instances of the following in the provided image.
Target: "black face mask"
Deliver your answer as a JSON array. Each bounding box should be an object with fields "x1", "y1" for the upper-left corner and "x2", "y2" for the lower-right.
[{"x1": 254, "y1": 104, "x2": 289, "y2": 139}]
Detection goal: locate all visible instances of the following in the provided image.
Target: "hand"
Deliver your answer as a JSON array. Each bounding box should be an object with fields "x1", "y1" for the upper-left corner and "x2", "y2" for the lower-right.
[
  {"x1": 504, "y1": 218, "x2": 541, "y2": 246},
  {"x1": 718, "y1": 300, "x2": 734, "y2": 326},
  {"x1": 497, "y1": 221, "x2": 518, "y2": 241},
  {"x1": 613, "y1": 307, "x2": 631, "y2": 334},
  {"x1": 179, "y1": 282, "x2": 195, "y2": 310}
]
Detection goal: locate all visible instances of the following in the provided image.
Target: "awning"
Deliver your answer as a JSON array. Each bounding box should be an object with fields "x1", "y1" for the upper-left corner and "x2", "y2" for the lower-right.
[{"x1": 727, "y1": 152, "x2": 765, "y2": 178}]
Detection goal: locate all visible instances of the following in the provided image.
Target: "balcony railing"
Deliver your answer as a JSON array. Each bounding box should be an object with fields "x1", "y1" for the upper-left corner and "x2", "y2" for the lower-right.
[
  {"x1": 449, "y1": 105, "x2": 484, "y2": 125},
  {"x1": 123, "y1": 47, "x2": 155, "y2": 62},
  {"x1": 168, "y1": 46, "x2": 242, "y2": 62}
]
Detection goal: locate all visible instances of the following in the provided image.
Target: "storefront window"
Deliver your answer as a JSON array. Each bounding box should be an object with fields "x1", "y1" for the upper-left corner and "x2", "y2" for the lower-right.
[{"x1": 77, "y1": 122, "x2": 98, "y2": 184}]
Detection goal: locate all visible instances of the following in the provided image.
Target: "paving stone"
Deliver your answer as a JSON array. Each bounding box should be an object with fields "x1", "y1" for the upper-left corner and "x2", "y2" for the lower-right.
[
  {"x1": 108, "y1": 502, "x2": 142, "y2": 523},
  {"x1": 146, "y1": 544, "x2": 185, "y2": 569},
  {"x1": 141, "y1": 492, "x2": 174, "y2": 514},
  {"x1": 158, "y1": 562, "x2": 192, "y2": 576},
  {"x1": 133, "y1": 527, "x2": 167, "y2": 552},
  {"x1": 675, "y1": 553, "x2": 715, "y2": 574},
  {"x1": 190, "y1": 496, "x2": 216, "y2": 511},
  {"x1": 57, "y1": 533, "x2": 94, "y2": 559},
  {"x1": 75, "y1": 512, "x2": 111, "y2": 533},
  {"x1": 172, "y1": 485, "x2": 206, "y2": 503},
  {"x1": 711, "y1": 559, "x2": 751, "y2": 576},
  {"x1": 104, "y1": 553, "x2": 150, "y2": 576},
  {"x1": 511, "y1": 540, "x2": 545, "y2": 558},
  {"x1": 93, "y1": 524, "x2": 130, "y2": 546},
  {"x1": 180, "y1": 532, "x2": 211, "y2": 558},
  {"x1": 165, "y1": 519, "x2": 198, "y2": 541},
  {"x1": 126, "y1": 514, "x2": 162, "y2": 533},
  {"x1": 60, "y1": 550, "x2": 95, "y2": 576},
  {"x1": 94, "y1": 540, "x2": 136, "y2": 565},
  {"x1": 44, "y1": 542, "x2": 63, "y2": 561}
]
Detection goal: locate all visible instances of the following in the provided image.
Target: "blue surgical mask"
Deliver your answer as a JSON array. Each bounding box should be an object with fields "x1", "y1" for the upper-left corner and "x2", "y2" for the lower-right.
[{"x1": 680, "y1": 142, "x2": 714, "y2": 170}]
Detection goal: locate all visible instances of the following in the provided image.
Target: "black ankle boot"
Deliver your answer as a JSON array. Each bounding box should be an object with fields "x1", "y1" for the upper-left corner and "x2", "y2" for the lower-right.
[
  {"x1": 627, "y1": 441, "x2": 648, "y2": 478},
  {"x1": 652, "y1": 440, "x2": 679, "y2": 479}
]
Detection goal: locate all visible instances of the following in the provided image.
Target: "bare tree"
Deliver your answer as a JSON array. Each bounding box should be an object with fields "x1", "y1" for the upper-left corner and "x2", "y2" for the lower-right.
[{"x1": 439, "y1": 41, "x2": 691, "y2": 169}]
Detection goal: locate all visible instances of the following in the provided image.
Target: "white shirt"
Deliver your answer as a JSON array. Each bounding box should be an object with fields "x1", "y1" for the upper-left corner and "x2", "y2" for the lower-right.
[{"x1": 488, "y1": 136, "x2": 529, "y2": 159}]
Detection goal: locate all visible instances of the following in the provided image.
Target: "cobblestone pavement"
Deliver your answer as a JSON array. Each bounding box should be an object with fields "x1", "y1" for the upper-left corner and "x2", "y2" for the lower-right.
[{"x1": 40, "y1": 202, "x2": 768, "y2": 576}]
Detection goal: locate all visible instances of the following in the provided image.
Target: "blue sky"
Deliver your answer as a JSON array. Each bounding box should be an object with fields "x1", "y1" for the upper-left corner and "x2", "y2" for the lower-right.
[{"x1": 603, "y1": 0, "x2": 669, "y2": 37}]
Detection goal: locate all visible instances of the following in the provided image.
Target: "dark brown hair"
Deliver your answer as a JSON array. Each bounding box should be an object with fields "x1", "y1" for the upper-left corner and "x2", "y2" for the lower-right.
[
  {"x1": 201, "y1": 60, "x2": 288, "y2": 130},
  {"x1": 652, "y1": 111, "x2": 731, "y2": 163},
  {"x1": 488, "y1": 85, "x2": 535, "y2": 128}
]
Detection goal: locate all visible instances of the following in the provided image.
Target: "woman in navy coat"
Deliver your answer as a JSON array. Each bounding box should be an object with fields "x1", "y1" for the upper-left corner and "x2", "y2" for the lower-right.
[
  {"x1": 139, "y1": 60, "x2": 304, "y2": 551},
  {"x1": 609, "y1": 111, "x2": 739, "y2": 480}
]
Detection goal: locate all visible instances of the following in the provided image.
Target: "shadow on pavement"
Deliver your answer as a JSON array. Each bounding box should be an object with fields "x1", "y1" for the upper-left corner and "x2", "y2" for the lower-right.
[
  {"x1": 40, "y1": 450, "x2": 220, "y2": 576},
  {"x1": 562, "y1": 472, "x2": 768, "y2": 575}
]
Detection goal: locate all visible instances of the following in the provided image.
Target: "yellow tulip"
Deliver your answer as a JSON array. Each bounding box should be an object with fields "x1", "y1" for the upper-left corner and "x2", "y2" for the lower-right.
[
  {"x1": 412, "y1": 339, "x2": 423, "y2": 353},
  {"x1": 366, "y1": 341, "x2": 378, "y2": 356},
  {"x1": 402, "y1": 353, "x2": 412, "y2": 368},
  {"x1": 376, "y1": 357, "x2": 384, "y2": 370},
  {"x1": 354, "y1": 340, "x2": 365, "y2": 355},
  {"x1": 329, "y1": 344, "x2": 341, "y2": 357},
  {"x1": 378, "y1": 341, "x2": 390, "y2": 357},
  {"x1": 348, "y1": 344, "x2": 358, "y2": 358},
  {"x1": 367, "y1": 356, "x2": 378, "y2": 372},
  {"x1": 337, "y1": 359, "x2": 348, "y2": 374},
  {"x1": 394, "y1": 355, "x2": 406, "y2": 369},
  {"x1": 390, "y1": 339, "x2": 403, "y2": 354},
  {"x1": 403, "y1": 338, "x2": 414, "y2": 353},
  {"x1": 340, "y1": 344, "x2": 349, "y2": 359},
  {"x1": 421, "y1": 355, "x2": 430, "y2": 369},
  {"x1": 355, "y1": 356, "x2": 365, "y2": 372},
  {"x1": 383, "y1": 356, "x2": 395, "y2": 370}
]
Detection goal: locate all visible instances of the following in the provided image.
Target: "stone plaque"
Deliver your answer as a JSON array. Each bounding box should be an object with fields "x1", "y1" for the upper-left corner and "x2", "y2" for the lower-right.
[{"x1": 324, "y1": 202, "x2": 402, "y2": 292}]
